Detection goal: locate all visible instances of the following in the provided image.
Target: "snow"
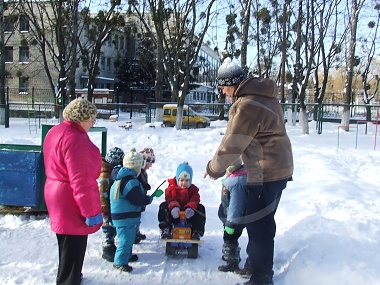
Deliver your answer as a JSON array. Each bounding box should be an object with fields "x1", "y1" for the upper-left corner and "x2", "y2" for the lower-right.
[{"x1": 1, "y1": 113, "x2": 380, "y2": 285}]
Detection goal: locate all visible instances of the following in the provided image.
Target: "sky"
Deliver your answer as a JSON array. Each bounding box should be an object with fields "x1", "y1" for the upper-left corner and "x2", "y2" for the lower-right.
[{"x1": 0, "y1": 113, "x2": 380, "y2": 285}]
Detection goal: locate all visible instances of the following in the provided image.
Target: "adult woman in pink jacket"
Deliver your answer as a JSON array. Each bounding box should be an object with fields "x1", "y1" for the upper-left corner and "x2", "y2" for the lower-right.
[{"x1": 43, "y1": 98, "x2": 103, "y2": 285}]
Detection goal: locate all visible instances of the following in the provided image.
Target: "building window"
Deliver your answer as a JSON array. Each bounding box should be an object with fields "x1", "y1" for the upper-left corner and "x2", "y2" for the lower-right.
[
  {"x1": 4, "y1": 16, "x2": 14, "y2": 33},
  {"x1": 19, "y1": 77, "x2": 29, "y2": 93},
  {"x1": 19, "y1": 47, "x2": 29, "y2": 62},
  {"x1": 19, "y1": 15, "x2": 29, "y2": 32},
  {"x1": 100, "y1": 56, "x2": 105, "y2": 71},
  {"x1": 19, "y1": 46, "x2": 29, "y2": 62},
  {"x1": 5, "y1": 47, "x2": 13, "y2": 62},
  {"x1": 107, "y1": 58, "x2": 111, "y2": 72}
]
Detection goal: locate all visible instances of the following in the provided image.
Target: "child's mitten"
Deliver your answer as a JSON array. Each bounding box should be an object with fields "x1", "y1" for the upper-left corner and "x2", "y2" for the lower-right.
[
  {"x1": 171, "y1": 207, "x2": 180, "y2": 218},
  {"x1": 185, "y1": 208, "x2": 195, "y2": 219}
]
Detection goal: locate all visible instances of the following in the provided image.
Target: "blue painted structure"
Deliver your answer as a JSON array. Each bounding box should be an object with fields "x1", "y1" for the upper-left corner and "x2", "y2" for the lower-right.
[
  {"x1": 0, "y1": 125, "x2": 108, "y2": 210},
  {"x1": 0, "y1": 148, "x2": 42, "y2": 207}
]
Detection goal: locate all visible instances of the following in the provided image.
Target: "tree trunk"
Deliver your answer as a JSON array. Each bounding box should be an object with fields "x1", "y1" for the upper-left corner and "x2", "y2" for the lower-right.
[
  {"x1": 240, "y1": 0, "x2": 252, "y2": 72},
  {"x1": 279, "y1": 2, "x2": 288, "y2": 104},
  {"x1": 218, "y1": 95, "x2": 226, "y2": 120},
  {"x1": 291, "y1": 0, "x2": 303, "y2": 126},
  {"x1": 300, "y1": 108, "x2": 309, "y2": 134},
  {"x1": 175, "y1": 105, "x2": 184, "y2": 130},
  {"x1": 342, "y1": 0, "x2": 363, "y2": 130}
]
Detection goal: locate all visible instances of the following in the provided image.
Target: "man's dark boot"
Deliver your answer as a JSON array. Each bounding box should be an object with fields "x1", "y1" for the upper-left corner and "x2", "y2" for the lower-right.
[{"x1": 235, "y1": 258, "x2": 253, "y2": 278}]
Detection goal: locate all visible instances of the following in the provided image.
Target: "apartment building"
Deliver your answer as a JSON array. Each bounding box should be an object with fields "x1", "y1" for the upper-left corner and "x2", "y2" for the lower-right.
[
  {"x1": 4, "y1": 12, "x2": 56, "y2": 94},
  {"x1": 3, "y1": 4, "x2": 219, "y2": 105}
]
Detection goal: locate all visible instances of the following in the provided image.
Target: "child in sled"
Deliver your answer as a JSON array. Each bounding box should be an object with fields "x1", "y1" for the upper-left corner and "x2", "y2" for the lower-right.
[{"x1": 158, "y1": 161, "x2": 206, "y2": 240}]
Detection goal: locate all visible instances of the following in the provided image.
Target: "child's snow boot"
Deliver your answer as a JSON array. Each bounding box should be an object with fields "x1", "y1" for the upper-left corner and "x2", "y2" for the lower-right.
[
  {"x1": 113, "y1": 263, "x2": 133, "y2": 272},
  {"x1": 218, "y1": 260, "x2": 240, "y2": 272},
  {"x1": 134, "y1": 224, "x2": 147, "y2": 244},
  {"x1": 129, "y1": 254, "x2": 138, "y2": 262},
  {"x1": 219, "y1": 241, "x2": 240, "y2": 272},
  {"x1": 134, "y1": 232, "x2": 146, "y2": 244},
  {"x1": 161, "y1": 227, "x2": 171, "y2": 239},
  {"x1": 221, "y1": 241, "x2": 240, "y2": 262},
  {"x1": 102, "y1": 244, "x2": 116, "y2": 262},
  {"x1": 159, "y1": 222, "x2": 171, "y2": 239},
  {"x1": 191, "y1": 230, "x2": 202, "y2": 240}
]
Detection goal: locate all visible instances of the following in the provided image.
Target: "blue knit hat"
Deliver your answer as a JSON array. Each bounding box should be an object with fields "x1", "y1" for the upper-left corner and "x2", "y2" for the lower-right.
[
  {"x1": 176, "y1": 161, "x2": 193, "y2": 184},
  {"x1": 105, "y1": 147, "x2": 125, "y2": 166}
]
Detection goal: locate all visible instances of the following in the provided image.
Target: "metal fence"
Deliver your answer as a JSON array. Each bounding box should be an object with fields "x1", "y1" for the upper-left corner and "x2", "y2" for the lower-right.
[
  {"x1": 3, "y1": 89, "x2": 380, "y2": 133},
  {"x1": 6, "y1": 88, "x2": 56, "y2": 111}
]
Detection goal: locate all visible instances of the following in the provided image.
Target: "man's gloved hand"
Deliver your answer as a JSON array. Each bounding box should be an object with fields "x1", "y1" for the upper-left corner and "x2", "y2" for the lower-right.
[
  {"x1": 151, "y1": 189, "x2": 164, "y2": 198},
  {"x1": 85, "y1": 213, "x2": 103, "y2": 227},
  {"x1": 171, "y1": 207, "x2": 180, "y2": 219},
  {"x1": 185, "y1": 208, "x2": 195, "y2": 219},
  {"x1": 224, "y1": 226, "x2": 235, "y2": 235}
]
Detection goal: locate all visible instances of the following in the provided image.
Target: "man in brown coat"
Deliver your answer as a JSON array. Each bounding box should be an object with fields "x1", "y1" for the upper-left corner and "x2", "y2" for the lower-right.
[{"x1": 205, "y1": 58, "x2": 293, "y2": 285}]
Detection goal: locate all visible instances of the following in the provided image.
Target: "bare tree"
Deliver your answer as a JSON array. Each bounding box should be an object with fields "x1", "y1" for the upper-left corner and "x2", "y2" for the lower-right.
[
  {"x1": 78, "y1": 0, "x2": 124, "y2": 102},
  {"x1": 278, "y1": 0, "x2": 291, "y2": 104},
  {"x1": 289, "y1": 0, "x2": 303, "y2": 127},
  {"x1": 240, "y1": 0, "x2": 252, "y2": 72},
  {"x1": 143, "y1": 0, "x2": 216, "y2": 129},
  {"x1": 222, "y1": 7, "x2": 241, "y2": 60},
  {"x1": 16, "y1": 0, "x2": 82, "y2": 119},
  {"x1": 360, "y1": 2, "x2": 380, "y2": 121},
  {"x1": 313, "y1": 0, "x2": 348, "y2": 129},
  {"x1": 251, "y1": 0, "x2": 281, "y2": 78},
  {"x1": 342, "y1": 0, "x2": 366, "y2": 130}
]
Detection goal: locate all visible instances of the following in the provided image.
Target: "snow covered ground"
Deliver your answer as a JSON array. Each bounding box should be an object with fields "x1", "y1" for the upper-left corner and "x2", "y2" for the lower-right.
[{"x1": 0, "y1": 113, "x2": 380, "y2": 285}]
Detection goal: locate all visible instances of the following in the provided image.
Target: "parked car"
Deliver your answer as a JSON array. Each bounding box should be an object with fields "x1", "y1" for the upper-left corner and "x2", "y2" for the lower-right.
[{"x1": 163, "y1": 104, "x2": 210, "y2": 128}]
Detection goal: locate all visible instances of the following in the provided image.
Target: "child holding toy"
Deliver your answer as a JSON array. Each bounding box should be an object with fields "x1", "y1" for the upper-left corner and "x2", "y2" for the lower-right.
[
  {"x1": 110, "y1": 148, "x2": 163, "y2": 272},
  {"x1": 158, "y1": 161, "x2": 206, "y2": 240}
]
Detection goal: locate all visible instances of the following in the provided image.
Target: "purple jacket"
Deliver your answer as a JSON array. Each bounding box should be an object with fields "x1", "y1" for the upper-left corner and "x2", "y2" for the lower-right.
[{"x1": 43, "y1": 121, "x2": 102, "y2": 235}]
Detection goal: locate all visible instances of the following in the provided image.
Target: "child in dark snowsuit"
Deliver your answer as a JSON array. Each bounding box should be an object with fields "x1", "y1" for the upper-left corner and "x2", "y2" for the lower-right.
[
  {"x1": 217, "y1": 157, "x2": 252, "y2": 276},
  {"x1": 110, "y1": 148, "x2": 163, "y2": 272},
  {"x1": 98, "y1": 147, "x2": 124, "y2": 262},
  {"x1": 158, "y1": 162, "x2": 206, "y2": 240}
]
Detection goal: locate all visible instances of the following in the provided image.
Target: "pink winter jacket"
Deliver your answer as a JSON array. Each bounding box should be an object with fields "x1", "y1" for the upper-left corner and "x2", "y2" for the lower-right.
[{"x1": 43, "y1": 121, "x2": 102, "y2": 235}]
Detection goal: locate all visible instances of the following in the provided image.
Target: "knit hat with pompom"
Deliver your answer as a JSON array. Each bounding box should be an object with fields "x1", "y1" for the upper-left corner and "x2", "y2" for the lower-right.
[
  {"x1": 105, "y1": 147, "x2": 125, "y2": 166},
  {"x1": 140, "y1": 147, "x2": 155, "y2": 163},
  {"x1": 123, "y1": 148, "x2": 145, "y2": 174},
  {"x1": 217, "y1": 57, "x2": 246, "y2": 86}
]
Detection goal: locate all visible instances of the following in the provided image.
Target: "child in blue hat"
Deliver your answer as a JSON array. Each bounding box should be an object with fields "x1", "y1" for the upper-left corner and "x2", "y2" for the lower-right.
[{"x1": 157, "y1": 161, "x2": 206, "y2": 240}]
